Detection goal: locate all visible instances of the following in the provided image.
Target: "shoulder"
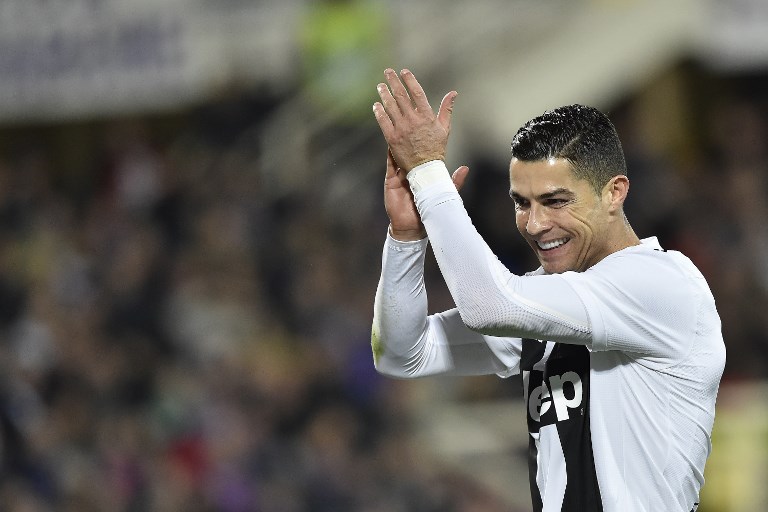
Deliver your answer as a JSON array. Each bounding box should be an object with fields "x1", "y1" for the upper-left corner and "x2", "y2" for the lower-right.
[
  {"x1": 561, "y1": 239, "x2": 713, "y2": 361},
  {"x1": 564, "y1": 240, "x2": 708, "y2": 317},
  {"x1": 593, "y1": 238, "x2": 704, "y2": 287}
]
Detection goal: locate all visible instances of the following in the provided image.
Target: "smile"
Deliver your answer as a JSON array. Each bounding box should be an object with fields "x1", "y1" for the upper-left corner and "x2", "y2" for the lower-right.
[{"x1": 536, "y1": 237, "x2": 570, "y2": 251}]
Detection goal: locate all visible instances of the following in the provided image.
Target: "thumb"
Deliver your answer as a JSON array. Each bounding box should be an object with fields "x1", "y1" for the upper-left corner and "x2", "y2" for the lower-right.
[
  {"x1": 451, "y1": 165, "x2": 469, "y2": 191},
  {"x1": 437, "y1": 91, "x2": 458, "y2": 131},
  {"x1": 386, "y1": 149, "x2": 397, "y2": 178}
]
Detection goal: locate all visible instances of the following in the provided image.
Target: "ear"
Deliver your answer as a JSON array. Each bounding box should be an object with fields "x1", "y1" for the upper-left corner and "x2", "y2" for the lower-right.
[{"x1": 602, "y1": 175, "x2": 629, "y2": 214}]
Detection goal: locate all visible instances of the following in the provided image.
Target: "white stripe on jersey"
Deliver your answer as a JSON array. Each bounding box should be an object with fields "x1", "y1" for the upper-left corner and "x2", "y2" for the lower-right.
[{"x1": 538, "y1": 423, "x2": 567, "y2": 512}]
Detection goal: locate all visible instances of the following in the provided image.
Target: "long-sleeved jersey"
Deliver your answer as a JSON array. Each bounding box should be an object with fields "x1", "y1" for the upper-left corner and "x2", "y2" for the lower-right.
[{"x1": 372, "y1": 160, "x2": 725, "y2": 512}]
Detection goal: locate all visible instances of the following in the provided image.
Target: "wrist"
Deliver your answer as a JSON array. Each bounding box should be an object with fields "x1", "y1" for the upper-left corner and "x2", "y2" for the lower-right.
[
  {"x1": 389, "y1": 225, "x2": 427, "y2": 242},
  {"x1": 404, "y1": 156, "x2": 444, "y2": 174}
]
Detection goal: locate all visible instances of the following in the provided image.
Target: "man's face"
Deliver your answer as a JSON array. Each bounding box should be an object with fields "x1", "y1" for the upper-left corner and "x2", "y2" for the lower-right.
[{"x1": 509, "y1": 157, "x2": 613, "y2": 274}]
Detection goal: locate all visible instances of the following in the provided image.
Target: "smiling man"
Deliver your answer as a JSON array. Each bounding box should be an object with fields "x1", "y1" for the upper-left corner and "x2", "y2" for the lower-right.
[
  {"x1": 508, "y1": 106, "x2": 640, "y2": 275},
  {"x1": 370, "y1": 69, "x2": 725, "y2": 512}
]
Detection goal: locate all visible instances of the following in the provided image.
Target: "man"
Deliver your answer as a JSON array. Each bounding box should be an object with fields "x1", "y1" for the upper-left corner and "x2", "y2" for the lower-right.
[{"x1": 370, "y1": 68, "x2": 725, "y2": 512}]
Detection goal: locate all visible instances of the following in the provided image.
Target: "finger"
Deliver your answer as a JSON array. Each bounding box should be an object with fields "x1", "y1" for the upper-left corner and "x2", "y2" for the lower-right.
[
  {"x1": 384, "y1": 68, "x2": 415, "y2": 117},
  {"x1": 386, "y1": 149, "x2": 409, "y2": 187},
  {"x1": 451, "y1": 165, "x2": 469, "y2": 191},
  {"x1": 400, "y1": 69, "x2": 432, "y2": 113},
  {"x1": 437, "y1": 91, "x2": 458, "y2": 132},
  {"x1": 373, "y1": 101, "x2": 395, "y2": 140},
  {"x1": 376, "y1": 80, "x2": 404, "y2": 125}
]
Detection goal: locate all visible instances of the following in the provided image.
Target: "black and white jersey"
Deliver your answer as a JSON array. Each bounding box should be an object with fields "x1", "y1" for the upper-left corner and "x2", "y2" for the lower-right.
[
  {"x1": 372, "y1": 161, "x2": 725, "y2": 512},
  {"x1": 522, "y1": 339, "x2": 601, "y2": 511}
]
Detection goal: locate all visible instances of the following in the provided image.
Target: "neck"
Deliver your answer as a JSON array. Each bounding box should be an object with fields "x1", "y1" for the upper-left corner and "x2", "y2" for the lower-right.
[{"x1": 612, "y1": 222, "x2": 642, "y2": 252}]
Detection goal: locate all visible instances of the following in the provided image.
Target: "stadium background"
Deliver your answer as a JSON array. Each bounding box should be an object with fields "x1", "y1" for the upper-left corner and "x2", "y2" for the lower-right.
[{"x1": 0, "y1": 0, "x2": 766, "y2": 510}]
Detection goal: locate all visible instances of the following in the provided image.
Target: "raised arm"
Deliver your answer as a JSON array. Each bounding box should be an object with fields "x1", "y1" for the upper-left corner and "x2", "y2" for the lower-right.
[
  {"x1": 373, "y1": 69, "x2": 594, "y2": 346},
  {"x1": 407, "y1": 161, "x2": 593, "y2": 344},
  {"x1": 373, "y1": 149, "x2": 518, "y2": 378}
]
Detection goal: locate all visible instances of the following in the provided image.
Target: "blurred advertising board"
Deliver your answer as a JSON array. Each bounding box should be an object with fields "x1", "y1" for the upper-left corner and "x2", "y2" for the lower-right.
[{"x1": 0, "y1": 0, "x2": 248, "y2": 123}]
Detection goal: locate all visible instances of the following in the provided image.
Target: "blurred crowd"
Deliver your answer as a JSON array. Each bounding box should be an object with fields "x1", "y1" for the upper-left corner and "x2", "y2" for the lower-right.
[
  {"x1": 0, "y1": 61, "x2": 766, "y2": 512},
  {"x1": 0, "y1": 86, "x2": 513, "y2": 511}
]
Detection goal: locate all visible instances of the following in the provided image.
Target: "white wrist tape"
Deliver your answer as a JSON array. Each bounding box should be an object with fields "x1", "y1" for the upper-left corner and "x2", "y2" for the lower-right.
[{"x1": 406, "y1": 160, "x2": 451, "y2": 193}]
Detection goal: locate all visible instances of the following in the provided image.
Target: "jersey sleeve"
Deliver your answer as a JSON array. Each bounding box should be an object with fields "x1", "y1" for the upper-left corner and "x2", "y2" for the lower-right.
[
  {"x1": 371, "y1": 231, "x2": 522, "y2": 378},
  {"x1": 407, "y1": 161, "x2": 594, "y2": 344},
  {"x1": 407, "y1": 161, "x2": 695, "y2": 367}
]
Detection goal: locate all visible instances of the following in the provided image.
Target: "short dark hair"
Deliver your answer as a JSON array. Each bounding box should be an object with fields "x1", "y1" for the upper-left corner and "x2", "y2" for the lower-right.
[{"x1": 510, "y1": 104, "x2": 627, "y2": 193}]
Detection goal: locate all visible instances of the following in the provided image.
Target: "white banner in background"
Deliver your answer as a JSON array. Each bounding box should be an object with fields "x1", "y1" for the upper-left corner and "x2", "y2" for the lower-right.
[{"x1": 0, "y1": 0, "x2": 223, "y2": 123}]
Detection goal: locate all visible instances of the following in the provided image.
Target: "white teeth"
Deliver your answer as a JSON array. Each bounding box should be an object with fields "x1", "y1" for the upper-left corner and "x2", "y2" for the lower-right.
[{"x1": 537, "y1": 238, "x2": 569, "y2": 250}]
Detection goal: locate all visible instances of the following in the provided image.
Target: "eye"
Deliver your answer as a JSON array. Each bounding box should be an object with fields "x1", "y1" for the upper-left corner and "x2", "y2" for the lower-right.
[
  {"x1": 545, "y1": 198, "x2": 569, "y2": 208},
  {"x1": 513, "y1": 197, "x2": 529, "y2": 209}
]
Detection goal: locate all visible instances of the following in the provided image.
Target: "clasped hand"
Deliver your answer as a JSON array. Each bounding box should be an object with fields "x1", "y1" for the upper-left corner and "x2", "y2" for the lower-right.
[
  {"x1": 372, "y1": 68, "x2": 457, "y2": 172},
  {"x1": 373, "y1": 69, "x2": 468, "y2": 241}
]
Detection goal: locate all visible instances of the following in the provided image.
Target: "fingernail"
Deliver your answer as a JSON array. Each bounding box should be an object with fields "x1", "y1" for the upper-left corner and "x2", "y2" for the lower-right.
[
  {"x1": 401, "y1": 69, "x2": 411, "y2": 76},
  {"x1": 384, "y1": 68, "x2": 395, "y2": 76}
]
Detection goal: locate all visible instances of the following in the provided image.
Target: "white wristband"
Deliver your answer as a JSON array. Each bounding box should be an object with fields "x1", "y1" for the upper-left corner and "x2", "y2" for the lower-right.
[{"x1": 406, "y1": 160, "x2": 451, "y2": 194}]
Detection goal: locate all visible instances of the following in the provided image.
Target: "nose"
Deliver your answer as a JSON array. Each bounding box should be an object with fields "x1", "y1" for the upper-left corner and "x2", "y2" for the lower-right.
[{"x1": 526, "y1": 204, "x2": 550, "y2": 236}]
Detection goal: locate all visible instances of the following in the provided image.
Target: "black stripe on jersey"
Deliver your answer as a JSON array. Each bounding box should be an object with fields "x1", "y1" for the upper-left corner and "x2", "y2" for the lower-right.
[
  {"x1": 552, "y1": 343, "x2": 602, "y2": 511},
  {"x1": 522, "y1": 340, "x2": 602, "y2": 512},
  {"x1": 522, "y1": 338, "x2": 546, "y2": 511},
  {"x1": 521, "y1": 338, "x2": 547, "y2": 371}
]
